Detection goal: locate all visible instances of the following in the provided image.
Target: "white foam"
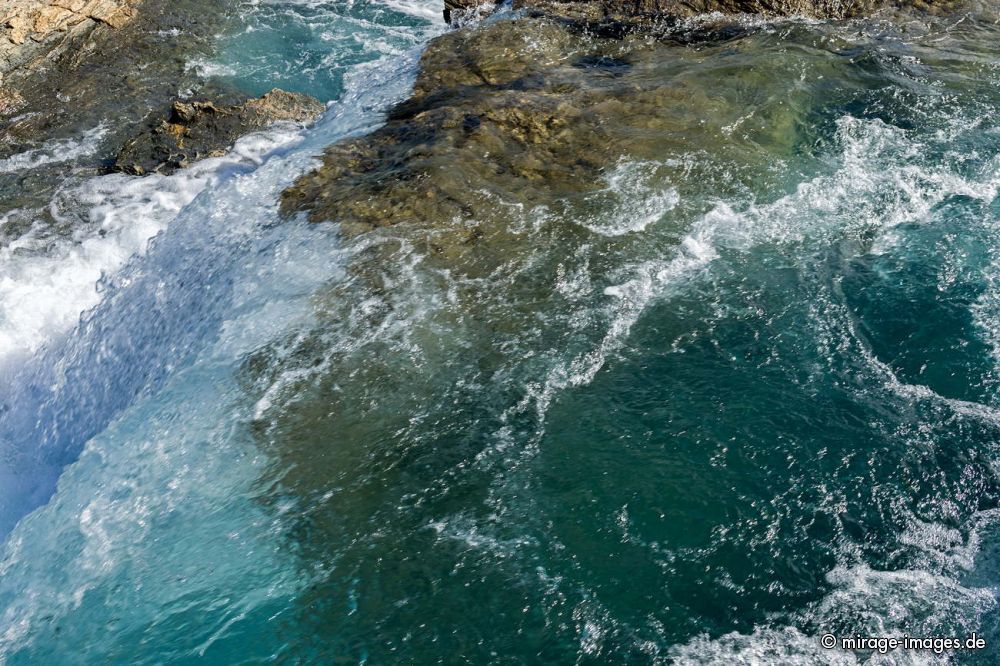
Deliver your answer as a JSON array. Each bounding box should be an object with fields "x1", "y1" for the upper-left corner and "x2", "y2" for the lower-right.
[
  {"x1": 379, "y1": 0, "x2": 444, "y2": 23},
  {"x1": 670, "y1": 626, "x2": 858, "y2": 665},
  {"x1": 578, "y1": 160, "x2": 680, "y2": 237},
  {"x1": 668, "y1": 560, "x2": 996, "y2": 665},
  {"x1": 479, "y1": 116, "x2": 950, "y2": 468},
  {"x1": 184, "y1": 57, "x2": 239, "y2": 78},
  {"x1": 0, "y1": 126, "x2": 305, "y2": 366},
  {"x1": 0, "y1": 125, "x2": 108, "y2": 174},
  {"x1": 970, "y1": 215, "x2": 1000, "y2": 377},
  {"x1": 0, "y1": 1, "x2": 442, "y2": 659}
]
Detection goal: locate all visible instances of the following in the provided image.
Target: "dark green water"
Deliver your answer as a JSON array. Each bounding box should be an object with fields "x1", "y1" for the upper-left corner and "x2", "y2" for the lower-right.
[
  {"x1": 250, "y1": 14, "x2": 1000, "y2": 663},
  {"x1": 3, "y1": 3, "x2": 1000, "y2": 664}
]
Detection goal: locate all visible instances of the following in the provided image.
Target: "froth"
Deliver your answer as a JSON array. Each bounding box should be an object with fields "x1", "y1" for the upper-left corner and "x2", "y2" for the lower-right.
[
  {"x1": 0, "y1": 126, "x2": 305, "y2": 367},
  {"x1": 0, "y1": 125, "x2": 108, "y2": 174}
]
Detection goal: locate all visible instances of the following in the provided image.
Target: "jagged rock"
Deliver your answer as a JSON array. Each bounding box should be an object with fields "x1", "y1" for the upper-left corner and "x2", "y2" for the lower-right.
[
  {"x1": 0, "y1": 88, "x2": 24, "y2": 116},
  {"x1": 1, "y1": 0, "x2": 232, "y2": 155},
  {"x1": 0, "y1": 0, "x2": 237, "y2": 241},
  {"x1": 1, "y1": 0, "x2": 139, "y2": 77},
  {"x1": 114, "y1": 89, "x2": 326, "y2": 175},
  {"x1": 1, "y1": 0, "x2": 140, "y2": 119}
]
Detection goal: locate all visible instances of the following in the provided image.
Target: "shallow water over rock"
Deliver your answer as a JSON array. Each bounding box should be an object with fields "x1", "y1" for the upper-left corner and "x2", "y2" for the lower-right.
[{"x1": 257, "y1": 9, "x2": 1000, "y2": 663}]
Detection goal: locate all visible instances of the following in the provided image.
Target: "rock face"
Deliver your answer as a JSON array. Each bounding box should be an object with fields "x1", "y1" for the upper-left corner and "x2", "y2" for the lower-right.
[
  {"x1": 1, "y1": 0, "x2": 140, "y2": 98},
  {"x1": 114, "y1": 89, "x2": 326, "y2": 175},
  {"x1": 1, "y1": 0, "x2": 231, "y2": 143},
  {"x1": 1, "y1": 0, "x2": 239, "y2": 185},
  {"x1": 0, "y1": 0, "x2": 232, "y2": 231}
]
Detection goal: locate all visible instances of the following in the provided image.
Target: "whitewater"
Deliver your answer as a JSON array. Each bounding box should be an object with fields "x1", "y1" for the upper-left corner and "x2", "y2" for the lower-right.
[{"x1": 0, "y1": 0, "x2": 444, "y2": 660}]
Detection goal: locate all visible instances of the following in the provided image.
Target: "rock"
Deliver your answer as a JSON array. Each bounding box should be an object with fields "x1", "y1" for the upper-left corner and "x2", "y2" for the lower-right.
[
  {"x1": 114, "y1": 89, "x2": 326, "y2": 175},
  {"x1": 242, "y1": 88, "x2": 329, "y2": 124},
  {"x1": 1, "y1": 0, "x2": 140, "y2": 82},
  {"x1": 0, "y1": 0, "x2": 236, "y2": 233},
  {"x1": 443, "y1": 0, "x2": 502, "y2": 23},
  {"x1": 0, "y1": 88, "x2": 24, "y2": 116},
  {"x1": 282, "y1": 0, "x2": 976, "y2": 275},
  {"x1": 0, "y1": 0, "x2": 232, "y2": 159},
  {"x1": 446, "y1": 0, "x2": 963, "y2": 25},
  {"x1": 0, "y1": 0, "x2": 230, "y2": 142},
  {"x1": 285, "y1": 0, "x2": 970, "y2": 257},
  {"x1": 280, "y1": 16, "x2": 813, "y2": 260}
]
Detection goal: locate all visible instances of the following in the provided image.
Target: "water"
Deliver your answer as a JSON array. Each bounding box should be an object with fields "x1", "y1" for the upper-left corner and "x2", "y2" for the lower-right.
[
  {"x1": 195, "y1": 0, "x2": 442, "y2": 99},
  {"x1": 2, "y1": 2, "x2": 1000, "y2": 663}
]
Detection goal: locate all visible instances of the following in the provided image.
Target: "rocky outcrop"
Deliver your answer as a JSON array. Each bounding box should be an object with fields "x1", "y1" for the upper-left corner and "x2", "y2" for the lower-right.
[
  {"x1": 280, "y1": 16, "x2": 814, "y2": 256},
  {"x1": 281, "y1": 20, "x2": 614, "y2": 238},
  {"x1": 285, "y1": 0, "x2": 966, "y2": 254},
  {"x1": 1, "y1": 0, "x2": 140, "y2": 103},
  {"x1": 0, "y1": 0, "x2": 231, "y2": 234},
  {"x1": 444, "y1": 0, "x2": 961, "y2": 24},
  {"x1": 114, "y1": 89, "x2": 326, "y2": 175},
  {"x1": 1, "y1": 0, "x2": 230, "y2": 147}
]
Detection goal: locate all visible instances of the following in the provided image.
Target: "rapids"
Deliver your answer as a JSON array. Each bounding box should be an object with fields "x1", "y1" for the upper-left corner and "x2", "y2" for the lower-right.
[{"x1": 2, "y1": 1, "x2": 1000, "y2": 664}]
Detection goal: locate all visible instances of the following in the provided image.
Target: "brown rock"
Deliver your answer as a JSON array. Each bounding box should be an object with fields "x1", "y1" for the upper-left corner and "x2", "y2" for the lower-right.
[
  {"x1": 0, "y1": 87, "x2": 25, "y2": 115},
  {"x1": 280, "y1": 18, "x2": 742, "y2": 247},
  {"x1": 32, "y1": 6, "x2": 74, "y2": 33},
  {"x1": 114, "y1": 89, "x2": 326, "y2": 175},
  {"x1": 1, "y1": 0, "x2": 142, "y2": 88},
  {"x1": 284, "y1": 4, "x2": 970, "y2": 273},
  {"x1": 447, "y1": 0, "x2": 964, "y2": 25},
  {"x1": 244, "y1": 88, "x2": 329, "y2": 124}
]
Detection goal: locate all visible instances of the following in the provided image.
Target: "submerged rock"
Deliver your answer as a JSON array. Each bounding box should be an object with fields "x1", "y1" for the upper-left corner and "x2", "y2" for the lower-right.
[
  {"x1": 257, "y1": 9, "x2": 1000, "y2": 662},
  {"x1": 283, "y1": 0, "x2": 966, "y2": 261},
  {"x1": 280, "y1": 16, "x2": 814, "y2": 261},
  {"x1": 1, "y1": 0, "x2": 140, "y2": 114},
  {"x1": 114, "y1": 89, "x2": 325, "y2": 175}
]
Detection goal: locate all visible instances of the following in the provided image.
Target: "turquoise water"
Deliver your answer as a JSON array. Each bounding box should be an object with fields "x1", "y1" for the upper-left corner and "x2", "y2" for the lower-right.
[
  {"x1": 3, "y1": 2, "x2": 1000, "y2": 664},
  {"x1": 203, "y1": 0, "x2": 442, "y2": 100}
]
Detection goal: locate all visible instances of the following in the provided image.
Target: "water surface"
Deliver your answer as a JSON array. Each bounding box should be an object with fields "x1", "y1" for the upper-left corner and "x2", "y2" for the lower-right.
[{"x1": 2, "y1": 3, "x2": 1000, "y2": 664}]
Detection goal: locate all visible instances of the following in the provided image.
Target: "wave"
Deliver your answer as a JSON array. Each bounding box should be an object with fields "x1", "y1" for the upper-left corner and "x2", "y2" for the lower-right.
[
  {"x1": 0, "y1": 125, "x2": 108, "y2": 175},
  {"x1": 0, "y1": 128, "x2": 303, "y2": 368}
]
